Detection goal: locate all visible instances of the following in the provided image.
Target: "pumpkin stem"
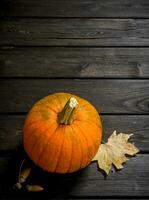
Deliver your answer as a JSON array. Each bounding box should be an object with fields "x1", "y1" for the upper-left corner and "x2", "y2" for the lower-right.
[{"x1": 58, "y1": 97, "x2": 78, "y2": 125}]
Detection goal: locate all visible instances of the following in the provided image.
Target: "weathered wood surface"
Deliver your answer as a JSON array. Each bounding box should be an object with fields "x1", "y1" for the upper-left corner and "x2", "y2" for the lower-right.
[
  {"x1": 1, "y1": 0, "x2": 149, "y2": 17},
  {"x1": 0, "y1": 155, "x2": 149, "y2": 197},
  {"x1": 1, "y1": 47, "x2": 149, "y2": 78},
  {"x1": 1, "y1": 198, "x2": 144, "y2": 200},
  {"x1": 1, "y1": 0, "x2": 149, "y2": 199},
  {"x1": 0, "y1": 115, "x2": 148, "y2": 152},
  {"x1": 1, "y1": 199, "x2": 146, "y2": 200},
  {"x1": 0, "y1": 79, "x2": 149, "y2": 114},
  {"x1": 1, "y1": 19, "x2": 149, "y2": 46}
]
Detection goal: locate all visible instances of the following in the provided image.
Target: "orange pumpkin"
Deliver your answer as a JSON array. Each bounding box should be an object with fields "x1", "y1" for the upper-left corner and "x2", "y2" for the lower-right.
[{"x1": 23, "y1": 92, "x2": 102, "y2": 173}]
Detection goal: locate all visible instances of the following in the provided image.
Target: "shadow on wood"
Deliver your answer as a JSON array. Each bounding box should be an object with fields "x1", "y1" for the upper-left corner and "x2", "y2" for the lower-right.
[{"x1": 2, "y1": 145, "x2": 87, "y2": 198}]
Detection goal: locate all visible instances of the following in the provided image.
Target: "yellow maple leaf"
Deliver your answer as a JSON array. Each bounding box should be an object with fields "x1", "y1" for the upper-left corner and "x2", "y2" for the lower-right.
[{"x1": 92, "y1": 130, "x2": 139, "y2": 175}]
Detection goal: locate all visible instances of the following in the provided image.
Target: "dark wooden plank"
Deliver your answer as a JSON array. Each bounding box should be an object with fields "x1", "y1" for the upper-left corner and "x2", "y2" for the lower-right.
[
  {"x1": 1, "y1": 18, "x2": 149, "y2": 46},
  {"x1": 1, "y1": 198, "x2": 145, "y2": 200},
  {"x1": 0, "y1": 154, "x2": 148, "y2": 196},
  {"x1": 0, "y1": 115, "x2": 23, "y2": 152},
  {"x1": 0, "y1": 115, "x2": 148, "y2": 152},
  {"x1": 1, "y1": 198, "x2": 144, "y2": 200},
  {"x1": 1, "y1": 47, "x2": 149, "y2": 78},
  {"x1": 1, "y1": 0, "x2": 149, "y2": 17},
  {"x1": 0, "y1": 79, "x2": 149, "y2": 114}
]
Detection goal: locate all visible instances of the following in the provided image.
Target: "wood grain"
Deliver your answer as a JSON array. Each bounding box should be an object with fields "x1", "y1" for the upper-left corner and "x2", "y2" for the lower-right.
[
  {"x1": 0, "y1": 155, "x2": 148, "y2": 196},
  {"x1": 1, "y1": 47, "x2": 149, "y2": 78},
  {"x1": 1, "y1": 18, "x2": 149, "y2": 46},
  {"x1": 0, "y1": 115, "x2": 148, "y2": 152},
  {"x1": 0, "y1": 79, "x2": 149, "y2": 114},
  {"x1": 1, "y1": 0, "x2": 149, "y2": 199},
  {"x1": 1, "y1": 198, "x2": 143, "y2": 200},
  {"x1": 1, "y1": 0, "x2": 149, "y2": 17},
  {"x1": 0, "y1": 199, "x2": 146, "y2": 200}
]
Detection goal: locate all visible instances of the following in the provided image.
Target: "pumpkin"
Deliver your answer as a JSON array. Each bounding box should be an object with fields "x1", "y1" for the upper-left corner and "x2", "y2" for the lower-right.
[{"x1": 23, "y1": 92, "x2": 102, "y2": 173}]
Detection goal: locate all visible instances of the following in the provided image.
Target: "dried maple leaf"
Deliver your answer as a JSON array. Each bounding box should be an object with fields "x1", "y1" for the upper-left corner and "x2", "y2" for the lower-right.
[{"x1": 92, "y1": 130, "x2": 139, "y2": 175}]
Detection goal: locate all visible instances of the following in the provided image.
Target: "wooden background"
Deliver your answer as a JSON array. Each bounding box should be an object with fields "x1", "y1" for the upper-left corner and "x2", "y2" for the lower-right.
[{"x1": 0, "y1": 0, "x2": 149, "y2": 199}]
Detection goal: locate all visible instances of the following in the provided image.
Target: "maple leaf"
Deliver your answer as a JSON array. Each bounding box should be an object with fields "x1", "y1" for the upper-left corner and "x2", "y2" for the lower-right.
[{"x1": 92, "y1": 130, "x2": 139, "y2": 175}]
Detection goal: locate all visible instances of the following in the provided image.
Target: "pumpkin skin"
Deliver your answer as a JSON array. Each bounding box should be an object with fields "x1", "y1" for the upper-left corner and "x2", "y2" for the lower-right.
[{"x1": 23, "y1": 92, "x2": 102, "y2": 173}]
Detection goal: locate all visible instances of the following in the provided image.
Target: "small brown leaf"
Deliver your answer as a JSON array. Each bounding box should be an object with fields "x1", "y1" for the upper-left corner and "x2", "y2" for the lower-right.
[
  {"x1": 19, "y1": 167, "x2": 31, "y2": 183},
  {"x1": 26, "y1": 184, "x2": 44, "y2": 192},
  {"x1": 92, "y1": 131, "x2": 139, "y2": 175}
]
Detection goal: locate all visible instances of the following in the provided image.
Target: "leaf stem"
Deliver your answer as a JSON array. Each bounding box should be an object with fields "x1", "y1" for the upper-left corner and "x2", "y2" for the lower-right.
[{"x1": 18, "y1": 159, "x2": 26, "y2": 183}]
